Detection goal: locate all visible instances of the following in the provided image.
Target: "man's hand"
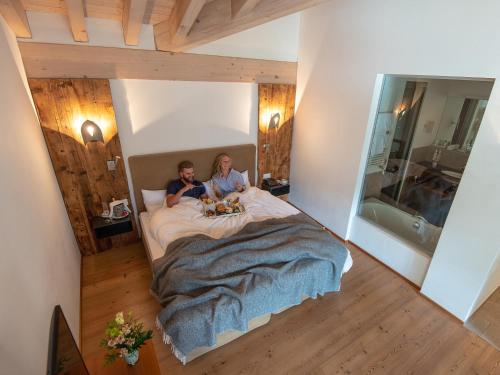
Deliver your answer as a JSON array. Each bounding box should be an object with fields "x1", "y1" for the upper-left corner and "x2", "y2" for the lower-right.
[{"x1": 167, "y1": 182, "x2": 195, "y2": 208}]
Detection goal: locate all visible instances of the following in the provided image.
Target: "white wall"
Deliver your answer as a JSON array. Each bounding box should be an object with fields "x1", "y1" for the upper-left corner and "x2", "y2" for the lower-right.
[
  {"x1": 447, "y1": 80, "x2": 495, "y2": 99},
  {"x1": 435, "y1": 96, "x2": 465, "y2": 143},
  {"x1": 25, "y1": 11, "x2": 156, "y2": 49},
  {"x1": 470, "y1": 254, "x2": 500, "y2": 314},
  {"x1": 23, "y1": 11, "x2": 300, "y2": 61},
  {"x1": 0, "y1": 16, "x2": 81, "y2": 375},
  {"x1": 190, "y1": 13, "x2": 300, "y2": 61},
  {"x1": 291, "y1": 0, "x2": 500, "y2": 320},
  {"x1": 411, "y1": 80, "x2": 448, "y2": 149},
  {"x1": 110, "y1": 79, "x2": 258, "y2": 212}
]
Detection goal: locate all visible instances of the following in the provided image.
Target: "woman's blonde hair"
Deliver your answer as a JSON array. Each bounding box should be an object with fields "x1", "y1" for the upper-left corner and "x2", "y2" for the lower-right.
[{"x1": 212, "y1": 153, "x2": 230, "y2": 177}]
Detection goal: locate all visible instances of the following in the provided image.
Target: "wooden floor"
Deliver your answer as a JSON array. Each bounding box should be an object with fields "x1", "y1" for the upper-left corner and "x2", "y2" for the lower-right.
[
  {"x1": 466, "y1": 287, "x2": 500, "y2": 351},
  {"x1": 81, "y1": 241, "x2": 500, "y2": 375}
]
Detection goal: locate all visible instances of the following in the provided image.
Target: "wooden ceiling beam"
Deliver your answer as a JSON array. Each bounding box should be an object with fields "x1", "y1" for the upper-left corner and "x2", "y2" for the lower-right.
[
  {"x1": 231, "y1": 0, "x2": 261, "y2": 17},
  {"x1": 154, "y1": 0, "x2": 206, "y2": 50},
  {"x1": 155, "y1": 0, "x2": 329, "y2": 52},
  {"x1": 122, "y1": 0, "x2": 148, "y2": 45},
  {"x1": 64, "y1": 0, "x2": 88, "y2": 42},
  {"x1": 22, "y1": 0, "x2": 175, "y2": 25},
  {"x1": 18, "y1": 42, "x2": 297, "y2": 83},
  {"x1": 173, "y1": 0, "x2": 207, "y2": 38},
  {"x1": 0, "y1": 0, "x2": 31, "y2": 38}
]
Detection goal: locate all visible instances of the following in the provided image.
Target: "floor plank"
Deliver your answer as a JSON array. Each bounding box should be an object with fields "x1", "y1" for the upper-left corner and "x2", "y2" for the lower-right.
[
  {"x1": 466, "y1": 287, "x2": 500, "y2": 351},
  {"x1": 81, "y1": 241, "x2": 500, "y2": 374}
]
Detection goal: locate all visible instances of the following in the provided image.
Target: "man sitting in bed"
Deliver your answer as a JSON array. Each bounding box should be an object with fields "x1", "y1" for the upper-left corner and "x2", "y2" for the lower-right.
[{"x1": 166, "y1": 160, "x2": 207, "y2": 208}]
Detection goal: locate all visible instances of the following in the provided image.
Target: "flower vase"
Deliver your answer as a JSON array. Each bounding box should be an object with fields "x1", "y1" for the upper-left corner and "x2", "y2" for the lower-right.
[{"x1": 123, "y1": 349, "x2": 139, "y2": 366}]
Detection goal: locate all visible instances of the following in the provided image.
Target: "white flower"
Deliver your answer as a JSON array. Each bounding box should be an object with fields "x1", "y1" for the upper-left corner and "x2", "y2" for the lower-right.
[
  {"x1": 115, "y1": 312, "x2": 125, "y2": 325},
  {"x1": 122, "y1": 323, "x2": 131, "y2": 335}
]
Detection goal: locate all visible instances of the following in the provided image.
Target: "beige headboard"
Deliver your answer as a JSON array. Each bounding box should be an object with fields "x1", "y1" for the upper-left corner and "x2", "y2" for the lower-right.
[{"x1": 129, "y1": 144, "x2": 256, "y2": 213}]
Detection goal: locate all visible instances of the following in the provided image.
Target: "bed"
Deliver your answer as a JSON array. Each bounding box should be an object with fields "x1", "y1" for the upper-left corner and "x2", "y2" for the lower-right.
[{"x1": 129, "y1": 144, "x2": 352, "y2": 364}]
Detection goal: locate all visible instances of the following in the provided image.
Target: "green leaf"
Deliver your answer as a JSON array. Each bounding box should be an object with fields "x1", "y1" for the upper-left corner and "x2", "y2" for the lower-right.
[{"x1": 103, "y1": 352, "x2": 118, "y2": 367}]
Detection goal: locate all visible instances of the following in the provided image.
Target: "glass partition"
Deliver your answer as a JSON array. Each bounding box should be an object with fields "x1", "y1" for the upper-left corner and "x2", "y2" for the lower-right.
[{"x1": 358, "y1": 76, "x2": 494, "y2": 256}]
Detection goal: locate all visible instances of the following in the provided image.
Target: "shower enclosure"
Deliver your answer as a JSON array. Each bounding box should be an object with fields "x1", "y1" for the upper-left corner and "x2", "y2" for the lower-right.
[{"x1": 357, "y1": 75, "x2": 493, "y2": 257}]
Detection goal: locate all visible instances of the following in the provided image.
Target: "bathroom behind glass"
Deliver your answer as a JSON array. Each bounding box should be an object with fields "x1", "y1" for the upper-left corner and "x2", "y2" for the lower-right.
[{"x1": 358, "y1": 75, "x2": 494, "y2": 256}]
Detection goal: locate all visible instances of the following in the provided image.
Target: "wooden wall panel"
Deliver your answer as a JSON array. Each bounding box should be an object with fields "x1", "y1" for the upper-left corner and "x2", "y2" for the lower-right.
[
  {"x1": 29, "y1": 79, "x2": 138, "y2": 255},
  {"x1": 257, "y1": 83, "x2": 296, "y2": 185}
]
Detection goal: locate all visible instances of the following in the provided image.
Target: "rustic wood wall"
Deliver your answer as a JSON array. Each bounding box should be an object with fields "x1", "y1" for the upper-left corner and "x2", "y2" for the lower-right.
[
  {"x1": 29, "y1": 79, "x2": 138, "y2": 255},
  {"x1": 257, "y1": 84, "x2": 296, "y2": 185}
]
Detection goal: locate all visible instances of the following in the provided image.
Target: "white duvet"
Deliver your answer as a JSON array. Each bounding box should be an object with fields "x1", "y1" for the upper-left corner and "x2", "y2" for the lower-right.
[{"x1": 149, "y1": 187, "x2": 300, "y2": 250}]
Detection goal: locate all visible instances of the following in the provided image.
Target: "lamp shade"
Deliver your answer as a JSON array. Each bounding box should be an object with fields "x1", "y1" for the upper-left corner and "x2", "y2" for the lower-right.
[
  {"x1": 81, "y1": 120, "x2": 103, "y2": 145},
  {"x1": 268, "y1": 113, "x2": 281, "y2": 130}
]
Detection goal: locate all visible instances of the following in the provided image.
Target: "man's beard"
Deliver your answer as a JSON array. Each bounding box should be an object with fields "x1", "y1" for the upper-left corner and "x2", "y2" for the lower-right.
[{"x1": 183, "y1": 175, "x2": 194, "y2": 182}]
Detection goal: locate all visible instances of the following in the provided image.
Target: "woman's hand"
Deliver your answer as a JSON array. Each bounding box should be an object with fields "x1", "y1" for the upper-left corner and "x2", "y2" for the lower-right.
[
  {"x1": 235, "y1": 181, "x2": 244, "y2": 192},
  {"x1": 213, "y1": 184, "x2": 223, "y2": 200}
]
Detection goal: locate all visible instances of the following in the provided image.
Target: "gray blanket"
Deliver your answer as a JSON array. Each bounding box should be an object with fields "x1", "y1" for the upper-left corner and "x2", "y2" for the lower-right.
[{"x1": 151, "y1": 213, "x2": 348, "y2": 363}]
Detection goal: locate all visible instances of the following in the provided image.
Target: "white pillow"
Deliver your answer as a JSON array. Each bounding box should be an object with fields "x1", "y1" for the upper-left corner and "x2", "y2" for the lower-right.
[
  {"x1": 141, "y1": 189, "x2": 166, "y2": 212},
  {"x1": 240, "y1": 170, "x2": 251, "y2": 188}
]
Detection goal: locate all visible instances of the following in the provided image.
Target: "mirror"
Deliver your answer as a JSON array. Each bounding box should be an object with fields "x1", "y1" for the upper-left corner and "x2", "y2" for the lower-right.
[{"x1": 434, "y1": 96, "x2": 489, "y2": 152}]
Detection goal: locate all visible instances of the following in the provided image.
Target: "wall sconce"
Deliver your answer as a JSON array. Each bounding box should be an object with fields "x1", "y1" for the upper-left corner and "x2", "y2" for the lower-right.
[
  {"x1": 268, "y1": 112, "x2": 281, "y2": 130},
  {"x1": 395, "y1": 106, "x2": 407, "y2": 120},
  {"x1": 81, "y1": 120, "x2": 104, "y2": 145},
  {"x1": 263, "y1": 112, "x2": 281, "y2": 153}
]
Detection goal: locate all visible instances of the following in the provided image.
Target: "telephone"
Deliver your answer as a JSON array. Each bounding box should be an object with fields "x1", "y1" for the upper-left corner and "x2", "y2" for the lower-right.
[{"x1": 101, "y1": 199, "x2": 131, "y2": 219}]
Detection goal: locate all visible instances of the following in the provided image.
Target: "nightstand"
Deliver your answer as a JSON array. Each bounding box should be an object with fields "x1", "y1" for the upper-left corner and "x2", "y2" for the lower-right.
[
  {"x1": 262, "y1": 183, "x2": 290, "y2": 199},
  {"x1": 92, "y1": 215, "x2": 133, "y2": 239}
]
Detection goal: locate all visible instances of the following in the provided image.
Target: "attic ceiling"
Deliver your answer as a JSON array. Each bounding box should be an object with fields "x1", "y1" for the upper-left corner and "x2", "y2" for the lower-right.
[
  {"x1": 1, "y1": 0, "x2": 328, "y2": 51},
  {"x1": 21, "y1": 0, "x2": 178, "y2": 25}
]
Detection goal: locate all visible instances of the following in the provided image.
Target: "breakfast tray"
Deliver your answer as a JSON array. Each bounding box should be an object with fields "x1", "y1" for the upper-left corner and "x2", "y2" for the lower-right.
[{"x1": 201, "y1": 199, "x2": 246, "y2": 218}]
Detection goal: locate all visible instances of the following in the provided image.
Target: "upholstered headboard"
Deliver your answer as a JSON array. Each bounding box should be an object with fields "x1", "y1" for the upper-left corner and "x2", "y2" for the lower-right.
[{"x1": 129, "y1": 144, "x2": 256, "y2": 213}]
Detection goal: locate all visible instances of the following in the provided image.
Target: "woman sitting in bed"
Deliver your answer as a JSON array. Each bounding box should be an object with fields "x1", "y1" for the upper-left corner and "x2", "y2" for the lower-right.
[{"x1": 211, "y1": 153, "x2": 246, "y2": 199}]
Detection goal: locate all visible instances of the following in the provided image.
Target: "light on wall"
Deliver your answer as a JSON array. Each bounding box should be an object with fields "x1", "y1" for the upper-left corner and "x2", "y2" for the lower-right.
[
  {"x1": 395, "y1": 105, "x2": 407, "y2": 120},
  {"x1": 81, "y1": 120, "x2": 104, "y2": 145},
  {"x1": 268, "y1": 112, "x2": 281, "y2": 130},
  {"x1": 263, "y1": 112, "x2": 281, "y2": 153}
]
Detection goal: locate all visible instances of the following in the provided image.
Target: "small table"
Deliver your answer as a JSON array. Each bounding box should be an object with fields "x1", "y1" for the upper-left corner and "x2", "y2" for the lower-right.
[
  {"x1": 92, "y1": 215, "x2": 133, "y2": 239},
  {"x1": 84, "y1": 341, "x2": 160, "y2": 375},
  {"x1": 261, "y1": 183, "x2": 290, "y2": 199}
]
